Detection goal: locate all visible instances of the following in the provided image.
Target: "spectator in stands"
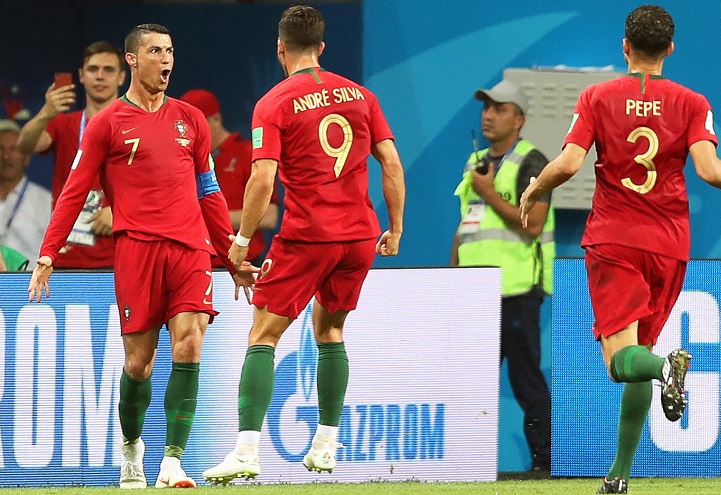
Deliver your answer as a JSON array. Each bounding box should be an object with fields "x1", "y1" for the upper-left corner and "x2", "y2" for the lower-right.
[
  {"x1": 17, "y1": 40, "x2": 126, "y2": 269},
  {"x1": 0, "y1": 119, "x2": 51, "y2": 267},
  {"x1": 180, "y1": 89, "x2": 279, "y2": 265}
]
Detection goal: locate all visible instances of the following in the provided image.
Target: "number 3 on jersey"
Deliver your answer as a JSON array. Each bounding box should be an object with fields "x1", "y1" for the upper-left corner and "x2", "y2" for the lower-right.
[
  {"x1": 319, "y1": 113, "x2": 353, "y2": 177},
  {"x1": 622, "y1": 126, "x2": 658, "y2": 194}
]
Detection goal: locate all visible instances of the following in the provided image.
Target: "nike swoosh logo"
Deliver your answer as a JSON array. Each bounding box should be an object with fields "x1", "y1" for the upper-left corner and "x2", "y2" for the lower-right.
[
  {"x1": 203, "y1": 298, "x2": 211, "y2": 305},
  {"x1": 121, "y1": 127, "x2": 137, "y2": 134}
]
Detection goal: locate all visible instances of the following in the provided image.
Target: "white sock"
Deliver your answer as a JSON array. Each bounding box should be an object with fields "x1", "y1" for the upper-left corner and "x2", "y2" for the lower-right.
[
  {"x1": 313, "y1": 425, "x2": 339, "y2": 448},
  {"x1": 235, "y1": 431, "x2": 260, "y2": 455},
  {"x1": 159, "y1": 455, "x2": 181, "y2": 472}
]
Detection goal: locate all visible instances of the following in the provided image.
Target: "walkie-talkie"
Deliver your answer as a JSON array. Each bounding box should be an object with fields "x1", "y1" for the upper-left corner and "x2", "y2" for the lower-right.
[{"x1": 471, "y1": 130, "x2": 489, "y2": 174}]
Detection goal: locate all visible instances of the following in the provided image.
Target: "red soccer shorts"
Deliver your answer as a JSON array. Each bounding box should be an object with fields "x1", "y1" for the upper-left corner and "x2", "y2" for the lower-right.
[
  {"x1": 114, "y1": 234, "x2": 217, "y2": 334},
  {"x1": 252, "y1": 237, "x2": 377, "y2": 319},
  {"x1": 585, "y1": 243, "x2": 686, "y2": 345}
]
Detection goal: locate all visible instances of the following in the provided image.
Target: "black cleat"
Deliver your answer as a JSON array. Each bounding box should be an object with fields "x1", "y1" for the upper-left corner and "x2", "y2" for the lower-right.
[
  {"x1": 661, "y1": 349, "x2": 692, "y2": 422},
  {"x1": 597, "y1": 476, "x2": 627, "y2": 494}
]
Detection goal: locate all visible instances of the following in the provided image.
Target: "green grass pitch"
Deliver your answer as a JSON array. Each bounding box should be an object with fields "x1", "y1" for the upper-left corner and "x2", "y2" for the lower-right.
[{"x1": 3, "y1": 479, "x2": 721, "y2": 495}]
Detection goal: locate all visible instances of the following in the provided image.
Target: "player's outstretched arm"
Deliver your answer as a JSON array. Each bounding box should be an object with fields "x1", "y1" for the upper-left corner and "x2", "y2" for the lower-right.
[
  {"x1": 520, "y1": 143, "x2": 587, "y2": 227},
  {"x1": 240, "y1": 159, "x2": 277, "y2": 238},
  {"x1": 690, "y1": 140, "x2": 721, "y2": 188},
  {"x1": 372, "y1": 139, "x2": 405, "y2": 256},
  {"x1": 27, "y1": 256, "x2": 54, "y2": 302},
  {"x1": 199, "y1": 187, "x2": 237, "y2": 274},
  {"x1": 228, "y1": 256, "x2": 260, "y2": 304},
  {"x1": 228, "y1": 159, "x2": 277, "y2": 271}
]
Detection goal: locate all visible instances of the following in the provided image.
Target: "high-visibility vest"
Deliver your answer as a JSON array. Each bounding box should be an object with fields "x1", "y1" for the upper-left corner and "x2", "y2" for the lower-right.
[{"x1": 454, "y1": 139, "x2": 555, "y2": 296}]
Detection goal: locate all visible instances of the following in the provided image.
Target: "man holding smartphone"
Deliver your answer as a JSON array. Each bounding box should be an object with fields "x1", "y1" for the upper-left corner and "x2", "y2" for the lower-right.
[
  {"x1": 450, "y1": 79, "x2": 555, "y2": 473},
  {"x1": 17, "y1": 40, "x2": 126, "y2": 269}
]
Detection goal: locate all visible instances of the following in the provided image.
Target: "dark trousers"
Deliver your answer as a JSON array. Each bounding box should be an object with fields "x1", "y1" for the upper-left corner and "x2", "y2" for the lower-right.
[{"x1": 501, "y1": 290, "x2": 551, "y2": 467}]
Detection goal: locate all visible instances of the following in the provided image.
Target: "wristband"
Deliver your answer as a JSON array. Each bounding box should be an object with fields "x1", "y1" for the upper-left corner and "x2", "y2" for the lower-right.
[{"x1": 234, "y1": 234, "x2": 251, "y2": 247}]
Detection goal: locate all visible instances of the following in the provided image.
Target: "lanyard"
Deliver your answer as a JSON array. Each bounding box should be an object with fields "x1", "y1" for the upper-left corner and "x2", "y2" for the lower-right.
[
  {"x1": 78, "y1": 110, "x2": 87, "y2": 147},
  {"x1": 493, "y1": 139, "x2": 521, "y2": 173},
  {"x1": 2, "y1": 177, "x2": 29, "y2": 234}
]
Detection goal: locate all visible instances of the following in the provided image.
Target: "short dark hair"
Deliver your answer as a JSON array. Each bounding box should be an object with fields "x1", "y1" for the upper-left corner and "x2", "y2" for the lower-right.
[
  {"x1": 278, "y1": 5, "x2": 324, "y2": 52},
  {"x1": 625, "y1": 4, "x2": 674, "y2": 58},
  {"x1": 124, "y1": 23, "x2": 171, "y2": 54},
  {"x1": 80, "y1": 41, "x2": 124, "y2": 69}
]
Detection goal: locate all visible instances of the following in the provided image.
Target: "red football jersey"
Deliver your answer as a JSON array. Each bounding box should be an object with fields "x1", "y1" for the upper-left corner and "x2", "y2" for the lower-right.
[
  {"x1": 251, "y1": 67, "x2": 393, "y2": 242},
  {"x1": 40, "y1": 96, "x2": 234, "y2": 270},
  {"x1": 565, "y1": 73, "x2": 718, "y2": 261},
  {"x1": 45, "y1": 111, "x2": 115, "y2": 268},
  {"x1": 213, "y1": 132, "x2": 278, "y2": 263}
]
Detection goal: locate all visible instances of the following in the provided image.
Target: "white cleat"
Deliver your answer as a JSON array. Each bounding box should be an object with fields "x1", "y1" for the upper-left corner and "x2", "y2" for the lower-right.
[
  {"x1": 203, "y1": 452, "x2": 261, "y2": 484},
  {"x1": 120, "y1": 437, "x2": 147, "y2": 489},
  {"x1": 155, "y1": 464, "x2": 196, "y2": 489},
  {"x1": 303, "y1": 442, "x2": 343, "y2": 474}
]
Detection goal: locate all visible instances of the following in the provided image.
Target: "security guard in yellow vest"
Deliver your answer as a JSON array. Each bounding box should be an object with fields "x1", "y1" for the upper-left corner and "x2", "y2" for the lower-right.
[{"x1": 451, "y1": 80, "x2": 554, "y2": 473}]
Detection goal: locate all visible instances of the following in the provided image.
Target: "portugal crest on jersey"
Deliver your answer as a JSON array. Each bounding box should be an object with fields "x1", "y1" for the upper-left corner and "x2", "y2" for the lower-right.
[{"x1": 174, "y1": 120, "x2": 191, "y2": 147}]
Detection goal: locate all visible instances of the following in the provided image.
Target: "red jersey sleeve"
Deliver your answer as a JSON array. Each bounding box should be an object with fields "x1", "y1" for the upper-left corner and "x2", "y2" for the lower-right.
[
  {"x1": 564, "y1": 87, "x2": 596, "y2": 151},
  {"x1": 192, "y1": 114, "x2": 213, "y2": 175},
  {"x1": 250, "y1": 97, "x2": 283, "y2": 163},
  {"x1": 193, "y1": 112, "x2": 236, "y2": 274},
  {"x1": 40, "y1": 114, "x2": 108, "y2": 263},
  {"x1": 686, "y1": 93, "x2": 718, "y2": 148}
]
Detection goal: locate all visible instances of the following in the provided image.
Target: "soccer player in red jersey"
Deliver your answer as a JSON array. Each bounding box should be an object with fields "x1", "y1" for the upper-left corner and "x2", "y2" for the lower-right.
[
  {"x1": 27, "y1": 24, "x2": 253, "y2": 489},
  {"x1": 18, "y1": 41, "x2": 125, "y2": 269},
  {"x1": 179, "y1": 89, "x2": 280, "y2": 265},
  {"x1": 521, "y1": 5, "x2": 721, "y2": 493},
  {"x1": 203, "y1": 5, "x2": 406, "y2": 483}
]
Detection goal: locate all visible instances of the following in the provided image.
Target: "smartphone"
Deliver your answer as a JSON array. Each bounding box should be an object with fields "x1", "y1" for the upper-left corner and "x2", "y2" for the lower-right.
[{"x1": 54, "y1": 72, "x2": 73, "y2": 88}]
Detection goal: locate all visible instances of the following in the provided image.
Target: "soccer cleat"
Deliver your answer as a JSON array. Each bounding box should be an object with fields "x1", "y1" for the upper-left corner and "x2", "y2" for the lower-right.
[
  {"x1": 597, "y1": 476, "x2": 627, "y2": 494},
  {"x1": 661, "y1": 349, "x2": 692, "y2": 422},
  {"x1": 203, "y1": 452, "x2": 261, "y2": 484},
  {"x1": 120, "y1": 437, "x2": 147, "y2": 489},
  {"x1": 302, "y1": 441, "x2": 343, "y2": 474},
  {"x1": 155, "y1": 464, "x2": 196, "y2": 489}
]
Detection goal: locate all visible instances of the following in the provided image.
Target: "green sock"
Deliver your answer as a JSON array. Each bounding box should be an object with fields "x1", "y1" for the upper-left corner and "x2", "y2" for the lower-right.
[
  {"x1": 610, "y1": 345, "x2": 664, "y2": 383},
  {"x1": 608, "y1": 381, "x2": 652, "y2": 480},
  {"x1": 238, "y1": 345, "x2": 275, "y2": 432},
  {"x1": 164, "y1": 362, "x2": 199, "y2": 457},
  {"x1": 317, "y1": 342, "x2": 349, "y2": 426},
  {"x1": 118, "y1": 370, "x2": 152, "y2": 443}
]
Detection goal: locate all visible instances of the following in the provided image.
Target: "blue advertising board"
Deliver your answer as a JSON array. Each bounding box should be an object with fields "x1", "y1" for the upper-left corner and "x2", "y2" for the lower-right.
[
  {"x1": 553, "y1": 259, "x2": 721, "y2": 477},
  {"x1": 0, "y1": 268, "x2": 500, "y2": 486}
]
